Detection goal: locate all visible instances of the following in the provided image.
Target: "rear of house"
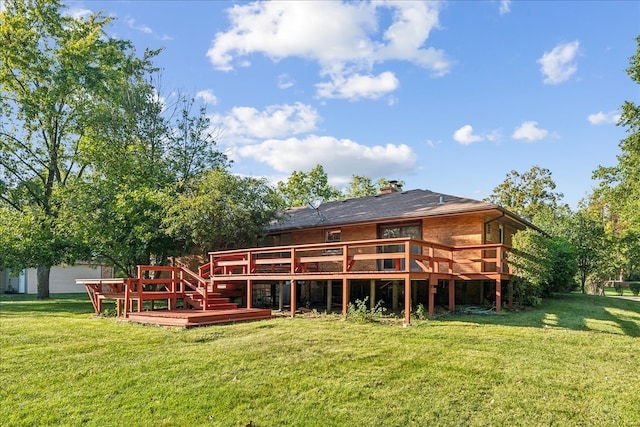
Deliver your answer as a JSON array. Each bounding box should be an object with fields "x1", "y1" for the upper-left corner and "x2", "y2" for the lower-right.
[{"x1": 205, "y1": 187, "x2": 536, "y2": 323}]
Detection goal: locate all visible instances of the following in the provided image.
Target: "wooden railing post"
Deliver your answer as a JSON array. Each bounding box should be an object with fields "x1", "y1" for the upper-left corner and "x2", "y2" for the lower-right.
[
  {"x1": 291, "y1": 248, "x2": 296, "y2": 274},
  {"x1": 404, "y1": 240, "x2": 410, "y2": 272}
]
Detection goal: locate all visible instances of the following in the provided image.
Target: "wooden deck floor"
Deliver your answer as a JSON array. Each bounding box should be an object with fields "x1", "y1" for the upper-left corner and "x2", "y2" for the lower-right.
[{"x1": 125, "y1": 308, "x2": 273, "y2": 327}]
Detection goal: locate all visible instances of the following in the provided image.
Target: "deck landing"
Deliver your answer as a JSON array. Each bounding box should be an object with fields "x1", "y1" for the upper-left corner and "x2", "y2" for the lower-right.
[{"x1": 126, "y1": 308, "x2": 273, "y2": 327}]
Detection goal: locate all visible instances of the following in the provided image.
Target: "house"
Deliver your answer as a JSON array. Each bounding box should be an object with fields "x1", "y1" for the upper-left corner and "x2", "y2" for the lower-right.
[
  {"x1": 204, "y1": 186, "x2": 538, "y2": 324},
  {"x1": 1, "y1": 263, "x2": 113, "y2": 295},
  {"x1": 77, "y1": 186, "x2": 537, "y2": 326}
]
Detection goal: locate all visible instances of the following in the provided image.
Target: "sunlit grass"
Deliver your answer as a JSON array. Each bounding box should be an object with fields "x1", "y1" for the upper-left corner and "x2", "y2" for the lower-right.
[{"x1": 1, "y1": 293, "x2": 639, "y2": 426}]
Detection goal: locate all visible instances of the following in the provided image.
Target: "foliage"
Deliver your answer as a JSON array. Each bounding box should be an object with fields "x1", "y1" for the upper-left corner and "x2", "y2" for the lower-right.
[
  {"x1": 509, "y1": 229, "x2": 577, "y2": 304},
  {"x1": 344, "y1": 175, "x2": 377, "y2": 198},
  {"x1": 485, "y1": 165, "x2": 565, "y2": 222},
  {"x1": 592, "y1": 35, "x2": 640, "y2": 280},
  {"x1": 343, "y1": 176, "x2": 406, "y2": 199},
  {"x1": 614, "y1": 282, "x2": 624, "y2": 296},
  {"x1": 276, "y1": 164, "x2": 341, "y2": 207},
  {"x1": 163, "y1": 168, "x2": 285, "y2": 253},
  {"x1": 2, "y1": 293, "x2": 640, "y2": 426},
  {"x1": 566, "y1": 209, "x2": 610, "y2": 293},
  {"x1": 346, "y1": 297, "x2": 387, "y2": 322},
  {"x1": 629, "y1": 282, "x2": 640, "y2": 296},
  {"x1": 0, "y1": 0, "x2": 150, "y2": 297},
  {"x1": 415, "y1": 303, "x2": 427, "y2": 320},
  {"x1": 168, "y1": 97, "x2": 227, "y2": 187}
]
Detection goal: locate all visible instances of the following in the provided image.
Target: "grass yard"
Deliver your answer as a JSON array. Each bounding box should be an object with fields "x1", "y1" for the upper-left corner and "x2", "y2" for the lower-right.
[{"x1": 1, "y1": 293, "x2": 639, "y2": 427}]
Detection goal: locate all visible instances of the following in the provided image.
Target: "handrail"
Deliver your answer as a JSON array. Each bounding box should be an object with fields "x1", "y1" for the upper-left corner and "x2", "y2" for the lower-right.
[{"x1": 208, "y1": 238, "x2": 512, "y2": 277}]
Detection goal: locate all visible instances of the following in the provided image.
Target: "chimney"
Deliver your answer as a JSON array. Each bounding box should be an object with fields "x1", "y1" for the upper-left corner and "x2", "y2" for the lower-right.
[
  {"x1": 380, "y1": 180, "x2": 402, "y2": 194},
  {"x1": 438, "y1": 195, "x2": 445, "y2": 204}
]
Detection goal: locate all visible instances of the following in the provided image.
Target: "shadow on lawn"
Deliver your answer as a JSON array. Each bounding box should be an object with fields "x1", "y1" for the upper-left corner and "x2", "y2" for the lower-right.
[
  {"x1": 442, "y1": 293, "x2": 640, "y2": 337},
  {"x1": 0, "y1": 293, "x2": 94, "y2": 315}
]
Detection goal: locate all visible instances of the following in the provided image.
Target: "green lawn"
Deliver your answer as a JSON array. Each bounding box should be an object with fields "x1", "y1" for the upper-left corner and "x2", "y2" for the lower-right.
[{"x1": 1, "y1": 293, "x2": 639, "y2": 427}]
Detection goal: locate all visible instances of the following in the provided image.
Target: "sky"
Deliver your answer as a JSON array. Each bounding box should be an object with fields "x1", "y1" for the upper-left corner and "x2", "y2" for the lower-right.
[{"x1": 62, "y1": 0, "x2": 639, "y2": 208}]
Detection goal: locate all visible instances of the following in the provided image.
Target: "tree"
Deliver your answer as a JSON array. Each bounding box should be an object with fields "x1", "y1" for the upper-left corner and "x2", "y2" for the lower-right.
[
  {"x1": 485, "y1": 165, "x2": 565, "y2": 222},
  {"x1": 168, "y1": 96, "x2": 226, "y2": 187},
  {"x1": 59, "y1": 74, "x2": 228, "y2": 276},
  {"x1": 276, "y1": 164, "x2": 341, "y2": 207},
  {"x1": 0, "y1": 0, "x2": 150, "y2": 297},
  {"x1": 344, "y1": 175, "x2": 377, "y2": 198},
  {"x1": 163, "y1": 168, "x2": 285, "y2": 254},
  {"x1": 566, "y1": 209, "x2": 609, "y2": 293},
  {"x1": 592, "y1": 36, "x2": 640, "y2": 281}
]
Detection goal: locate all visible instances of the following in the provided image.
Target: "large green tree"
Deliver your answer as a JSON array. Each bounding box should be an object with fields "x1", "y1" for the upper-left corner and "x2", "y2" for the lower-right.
[
  {"x1": 485, "y1": 165, "x2": 565, "y2": 223},
  {"x1": 0, "y1": 0, "x2": 149, "y2": 297},
  {"x1": 566, "y1": 209, "x2": 609, "y2": 293},
  {"x1": 59, "y1": 75, "x2": 228, "y2": 276},
  {"x1": 592, "y1": 35, "x2": 640, "y2": 281},
  {"x1": 163, "y1": 168, "x2": 284, "y2": 254},
  {"x1": 276, "y1": 164, "x2": 341, "y2": 207}
]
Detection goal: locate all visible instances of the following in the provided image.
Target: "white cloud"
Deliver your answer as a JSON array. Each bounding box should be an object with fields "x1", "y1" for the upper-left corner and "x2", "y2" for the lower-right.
[
  {"x1": 125, "y1": 17, "x2": 152, "y2": 34},
  {"x1": 65, "y1": 7, "x2": 92, "y2": 20},
  {"x1": 453, "y1": 125, "x2": 501, "y2": 145},
  {"x1": 207, "y1": 1, "x2": 451, "y2": 99},
  {"x1": 453, "y1": 125, "x2": 483, "y2": 145},
  {"x1": 316, "y1": 71, "x2": 399, "y2": 100},
  {"x1": 538, "y1": 40, "x2": 580, "y2": 85},
  {"x1": 499, "y1": 0, "x2": 511, "y2": 15},
  {"x1": 237, "y1": 135, "x2": 417, "y2": 181},
  {"x1": 588, "y1": 110, "x2": 620, "y2": 125},
  {"x1": 277, "y1": 74, "x2": 295, "y2": 89},
  {"x1": 195, "y1": 89, "x2": 218, "y2": 105},
  {"x1": 212, "y1": 103, "x2": 320, "y2": 140},
  {"x1": 512, "y1": 121, "x2": 548, "y2": 141}
]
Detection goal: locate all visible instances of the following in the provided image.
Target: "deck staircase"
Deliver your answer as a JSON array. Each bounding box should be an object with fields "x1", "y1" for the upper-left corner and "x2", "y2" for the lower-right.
[
  {"x1": 78, "y1": 265, "x2": 273, "y2": 327},
  {"x1": 183, "y1": 290, "x2": 239, "y2": 311}
]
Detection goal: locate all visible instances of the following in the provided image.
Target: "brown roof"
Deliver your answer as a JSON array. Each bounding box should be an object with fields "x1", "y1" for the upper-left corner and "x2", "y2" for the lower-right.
[{"x1": 269, "y1": 189, "x2": 527, "y2": 232}]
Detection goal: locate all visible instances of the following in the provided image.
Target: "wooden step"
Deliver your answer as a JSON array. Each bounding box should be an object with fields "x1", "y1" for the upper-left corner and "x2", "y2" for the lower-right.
[
  {"x1": 205, "y1": 302, "x2": 238, "y2": 310},
  {"x1": 126, "y1": 309, "x2": 273, "y2": 328}
]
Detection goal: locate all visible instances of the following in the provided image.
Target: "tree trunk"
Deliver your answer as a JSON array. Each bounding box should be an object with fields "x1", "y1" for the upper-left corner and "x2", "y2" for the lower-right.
[{"x1": 37, "y1": 264, "x2": 51, "y2": 300}]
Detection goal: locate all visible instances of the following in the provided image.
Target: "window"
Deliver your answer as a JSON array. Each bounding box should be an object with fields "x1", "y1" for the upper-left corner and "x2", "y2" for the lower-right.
[
  {"x1": 325, "y1": 229, "x2": 341, "y2": 243},
  {"x1": 378, "y1": 223, "x2": 422, "y2": 270},
  {"x1": 323, "y1": 229, "x2": 342, "y2": 255}
]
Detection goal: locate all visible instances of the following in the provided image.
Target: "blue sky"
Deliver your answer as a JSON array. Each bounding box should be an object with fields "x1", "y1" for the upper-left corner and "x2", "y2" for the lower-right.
[{"x1": 64, "y1": 1, "x2": 639, "y2": 208}]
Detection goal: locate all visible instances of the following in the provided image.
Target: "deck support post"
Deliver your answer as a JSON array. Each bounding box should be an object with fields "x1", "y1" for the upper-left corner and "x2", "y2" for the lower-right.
[
  {"x1": 428, "y1": 275, "x2": 436, "y2": 316},
  {"x1": 279, "y1": 281, "x2": 284, "y2": 312},
  {"x1": 342, "y1": 278, "x2": 348, "y2": 317},
  {"x1": 404, "y1": 277, "x2": 411, "y2": 325},
  {"x1": 495, "y1": 278, "x2": 502, "y2": 313},
  {"x1": 412, "y1": 281, "x2": 418, "y2": 311},
  {"x1": 392, "y1": 281, "x2": 398, "y2": 310},
  {"x1": 247, "y1": 279, "x2": 253, "y2": 309},
  {"x1": 448, "y1": 278, "x2": 455, "y2": 312},
  {"x1": 370, "y1": 280, "x2": 376, "y2": 310},
  {"x1": 305, "y1": 281, "x2": 311, "y2": 307},
  {"x1": 290, "y1": 280, "x2": 297, "y2": 317},
  {"x1": 327, "y1": 280, "x2": 332, "y2": 313}
]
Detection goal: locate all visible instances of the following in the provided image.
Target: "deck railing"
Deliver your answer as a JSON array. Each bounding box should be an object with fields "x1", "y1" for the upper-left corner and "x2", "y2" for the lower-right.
[{"x1": 206, "y1": 238, "x2": 512, "y2": 278}]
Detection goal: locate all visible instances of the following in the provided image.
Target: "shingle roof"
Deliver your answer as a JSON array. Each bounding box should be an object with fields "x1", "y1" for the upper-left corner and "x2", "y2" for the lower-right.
[{"x1": 269, "y1": 189, "x2": 505, "y2": 231}]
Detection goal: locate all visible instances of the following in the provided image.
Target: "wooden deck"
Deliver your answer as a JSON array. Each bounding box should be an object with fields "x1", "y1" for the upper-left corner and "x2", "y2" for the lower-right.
[
  {"x1": 78, "y1": 237, "x2": 515, "y2": 326},
  {"x1": 125, "y1": 308, "x2": 273, "y2": 327}
]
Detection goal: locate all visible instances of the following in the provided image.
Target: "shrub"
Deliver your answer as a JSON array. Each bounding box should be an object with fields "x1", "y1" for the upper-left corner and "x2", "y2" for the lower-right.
[
  {"x1": 346, "y1": 297, "x2": 386, "y2": 322},
  {"x1": 629, "y1": 282, "x2": 640, "y2": 296},
  {"x1": 415, "y1": 303, "x2": 427, "y2": 320},
  {"x1": 614, "y1": 282, "x2": 624, "y2": 296}
]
